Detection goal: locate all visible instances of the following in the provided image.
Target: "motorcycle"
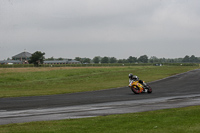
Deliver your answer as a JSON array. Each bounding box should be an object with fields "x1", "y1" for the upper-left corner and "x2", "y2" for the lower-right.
[{"x1": 129, "y1": 80, "x2": 152, "y2": 94}]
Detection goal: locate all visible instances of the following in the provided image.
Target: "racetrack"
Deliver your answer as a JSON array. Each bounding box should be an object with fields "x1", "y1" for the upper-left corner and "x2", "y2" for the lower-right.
[{"x1": 0, "y1": 69, "x2": 200, "y2": 125}]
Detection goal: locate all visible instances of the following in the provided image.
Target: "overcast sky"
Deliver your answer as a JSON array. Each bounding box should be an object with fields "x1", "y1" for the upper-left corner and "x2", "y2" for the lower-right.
[{"x1": 0, "y1": 0, "x2": 200, "y2": 60}]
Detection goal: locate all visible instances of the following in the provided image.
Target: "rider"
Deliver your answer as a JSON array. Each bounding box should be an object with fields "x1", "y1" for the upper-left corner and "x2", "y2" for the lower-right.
[
  {"x1": 129, "y1": 73, "x2": 138, "y2": 83},
  {"x1": 129, "y1": 73, "x2": 145, "y2": 85}
]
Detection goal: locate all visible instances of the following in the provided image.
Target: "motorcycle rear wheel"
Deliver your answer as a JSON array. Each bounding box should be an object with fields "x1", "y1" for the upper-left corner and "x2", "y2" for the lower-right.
[{"x1": 147, "y1": 85, "x2": 152, "y2": 93}]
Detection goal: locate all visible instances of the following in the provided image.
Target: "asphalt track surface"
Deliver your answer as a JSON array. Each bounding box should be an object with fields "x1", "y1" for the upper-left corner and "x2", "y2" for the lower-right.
[{"x1": 0, "y1": 69, "x2": 200, "y2": 125}]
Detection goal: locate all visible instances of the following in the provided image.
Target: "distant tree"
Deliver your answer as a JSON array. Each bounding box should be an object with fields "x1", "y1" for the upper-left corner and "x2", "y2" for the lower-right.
[
  {"x1": 93, "y1": 56, "x2": 101, "y2": 63},
  {"x1": 75, "y1": 57, "x2": 82, "y2": 63},
  {"x1": 46, "y1": 57, "x2": 54, "y2": 60},
  {"x1": 110, "y1": 57, "x2": 117, "y2": 63},
  {"x1": 198, "y1": 57, "x2": 200, "y2": 62},
  {"x1": 182, "y1": 55, "x2": 190, "y2": 62},
  {"x1": 117, "y1": 59, "x2": 123, "y2": 63},
  {"x1": 101, "y1": 56, "x2": 109, "y2": 63},
  {"x1": 82, "y1": 58, "x2": 91, "y2": 63},
  {"x1": 58, "y1": 57, "x2": 64, "y2": 60},
  {"x1": 190, "y1": 55, "x2": 198, "y2": 62},
  {"x1": 174, "y1": 58, "x2": 183, "y2": 63},
  {"x1": 149, "y1": 56, "x2": 159, "y2": 63},
  {"x1": 159, "y1": 58, "x2": 165, "y2": 63},
  {"x1": 138, "y1": 55, "x2": 148, "y2": 63},
  {"x1": 29, "y1": 51, "x2": 45, "y2": 66},
  {"x1": 127, "y1": 56, "x2": 137, "y2": 63},
  {"x1": 118, "y1": 59, "x2": 128, "y2": 63}
]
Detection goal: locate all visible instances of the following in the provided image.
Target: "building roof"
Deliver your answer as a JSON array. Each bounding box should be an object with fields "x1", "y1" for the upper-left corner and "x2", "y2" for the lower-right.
[
  {"x1": 68, "y1": 60, "x2": 81, "y2": 63},
  {"x1": 44, "y1": 60, "x2": 68, "y2": 64},
  {"x1": 0, "y1": 60, "x2": 22, "y2": 64},
  {"x1": 44, "y1": 60, "x2": 81, "y2": 64},
  {"x1": 12, "y1": 52, "x2": 32, "y2": 59}
]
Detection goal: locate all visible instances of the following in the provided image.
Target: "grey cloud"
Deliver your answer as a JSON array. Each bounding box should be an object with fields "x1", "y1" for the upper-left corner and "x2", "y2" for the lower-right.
[{"x1": 1, "y1": 0, "x2": 200, "y2": 60}]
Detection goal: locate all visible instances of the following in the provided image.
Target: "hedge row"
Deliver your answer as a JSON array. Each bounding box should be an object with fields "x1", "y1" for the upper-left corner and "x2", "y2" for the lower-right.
[{"x1": 0, "y1": 63, "x2": 199, "y2": 68}]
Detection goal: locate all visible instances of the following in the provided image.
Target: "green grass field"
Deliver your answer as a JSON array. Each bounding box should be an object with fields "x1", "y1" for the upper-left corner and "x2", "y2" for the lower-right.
[
  {"x1": 0, "y1": 105, "x2": 200, "y2": 133},
  {"x1": 0, "y1": 66, "x2": 199, "y2": 97}
]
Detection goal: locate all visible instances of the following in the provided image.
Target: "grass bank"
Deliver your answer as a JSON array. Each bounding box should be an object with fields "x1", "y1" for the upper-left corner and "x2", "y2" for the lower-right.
[
  {"x1": 0, "y1": 105, "x2": 200, "y2": 133},
  {"x1": 0, "y1": 66, "x2": 199, "y2": 98}
]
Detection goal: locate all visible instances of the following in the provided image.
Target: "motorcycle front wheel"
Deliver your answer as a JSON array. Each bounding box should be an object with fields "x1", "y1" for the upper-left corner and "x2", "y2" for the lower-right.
[{"x1": 131, "y1": 86, "x2": 140, "y2": 94}]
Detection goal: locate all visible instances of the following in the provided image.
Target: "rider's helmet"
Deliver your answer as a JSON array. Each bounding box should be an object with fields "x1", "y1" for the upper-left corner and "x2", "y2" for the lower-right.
[
  {"x1": 129, "y1": 73, "x2": 133, "y2": 79},
  {"x1": 132, "y1": 75, "x2": 139, "y2": 81}
]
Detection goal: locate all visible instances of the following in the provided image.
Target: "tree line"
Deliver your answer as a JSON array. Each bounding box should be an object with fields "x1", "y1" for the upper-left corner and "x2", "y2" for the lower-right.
[
  {"x1": 47, "y1": 55, "x2": 200, "y2": 64},
  {"x1": 29, "y1": 51, "x2": 200, "y2": 66}
]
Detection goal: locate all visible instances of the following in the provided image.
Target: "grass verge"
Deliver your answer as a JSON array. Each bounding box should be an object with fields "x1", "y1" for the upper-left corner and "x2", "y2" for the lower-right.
[
  {"x1": 0, "y1": 105, "x2": 200, "y2": 133},
  {"x1": 0, "y1": 66, "x2": 199, "y2": 97}
]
